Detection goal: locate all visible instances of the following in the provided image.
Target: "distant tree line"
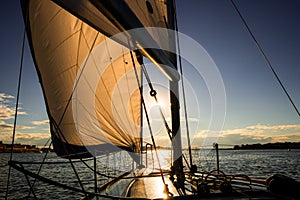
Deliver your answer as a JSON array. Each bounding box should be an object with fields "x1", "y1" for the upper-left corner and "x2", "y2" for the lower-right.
[
  {"x1": 0, "y1": 141, "x2": 53, "y2": 153},
  {"x1": 233, "y1": 142, "x2": 300, "y2": 150}
]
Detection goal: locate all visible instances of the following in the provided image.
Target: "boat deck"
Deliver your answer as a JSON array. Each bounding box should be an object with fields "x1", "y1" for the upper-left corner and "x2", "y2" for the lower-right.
[
  {"x1": 128, "y1": 177, "x2": 285, "y2": 200},
  {"x1": 128, "y1": 175, "x2": 179, "y2": 199},
  {"x1": 99, "y1": 169, "x2": 297, "y2": 200}
]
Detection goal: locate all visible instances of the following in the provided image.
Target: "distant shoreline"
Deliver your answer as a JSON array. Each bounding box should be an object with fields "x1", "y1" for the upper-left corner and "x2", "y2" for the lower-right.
[
  {"x1": 157, "y1": 142, "x2": 300, "y2": 150},
  {"x1": 0, "y1": 148, "x2": 54, "y2": 153},
  {"x1": 1, "y1": 141, "x2": 299, "y2": 153},
  {"x1": 0, "y1": 141, "x2": 53, "y2": 153},
  {"x1": 233, "y1": 142, "x2": 300, "y2": 150},
  {"x1": 0, "y1": 149, "x2": 42, "y2": 153}
]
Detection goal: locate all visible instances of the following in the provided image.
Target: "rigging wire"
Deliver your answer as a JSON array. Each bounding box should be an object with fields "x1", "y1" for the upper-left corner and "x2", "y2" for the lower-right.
[
  {"x1": 27, "y1": 138, "x2": 52, "y2": 198},
  {"x1": 230, "y1": 0, "x2": 300, "y2": 117},
  {"x1": 52, "y1": 120, "x2": 88, "y2": 196},
  {"x1": 5, "y1": 18, "x2": 27, "y2": 200},
  {"x1": 173, "y1": 0, "x2": 193, "y2": 169},
  {"x1": 140, "y1": 62, "x2": 173, "y2": 141},
  {"x1": 129, "y1": 49, "x2": 167, "y2": 186},
  {"x1": 20, "y1": 162, "x2": 38, "y2": 200}
]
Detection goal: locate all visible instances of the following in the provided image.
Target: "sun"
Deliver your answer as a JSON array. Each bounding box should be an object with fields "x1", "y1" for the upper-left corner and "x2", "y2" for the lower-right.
[
  {"x1": 152, "y1": 101, "x2": 164, "y2": 109},
  {"x1": 149, "y1": 100, "x2": 167, "y2": 119},
  {"x1": 150, "y1": 100, "x2": 166, "y2": 112}
]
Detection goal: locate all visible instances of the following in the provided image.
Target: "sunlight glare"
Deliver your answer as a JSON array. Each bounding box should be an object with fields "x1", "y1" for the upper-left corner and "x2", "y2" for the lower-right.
[{"x1": 151, "y1": 100, "x2": 165, "y2": 110}]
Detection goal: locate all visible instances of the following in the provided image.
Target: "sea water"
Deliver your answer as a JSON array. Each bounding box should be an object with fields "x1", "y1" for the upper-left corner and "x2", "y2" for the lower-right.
[{"x1": 1, "y1": 149, "x2": 299, "y2": 199}]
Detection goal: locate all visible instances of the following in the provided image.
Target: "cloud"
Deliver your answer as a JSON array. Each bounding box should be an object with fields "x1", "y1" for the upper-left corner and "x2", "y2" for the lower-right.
[
  {"x1": 218, "y1": 134, "x2": 272, "y2": 146},
  {"x1": 0, "y1": 92, "x2": 50, "y2": 146},
  {"x1": 0, "y1": 123, "x2": 34, "y2": 131},
  {"x1": 191, "y1": 124, "x2": 300, "y2": 147},
  {"x1": 0, "y1": 93, "x2": 26, "y2": 119},
  {"x1": 0, "y1": 131, "x2": 50, "y2": 146},
  {"x1": 221, "y1": 124, "x2": 300, "y2": 137},
  {"x1": 270, "y1": 133, "x2": 300, "y2": 142},
  {"x1": 144, "y1": 122, "x2": 300, "y2": 148},
  {"x1": 32, "y1": 120, "x2": 49, "y2": 125},
  {"x1": 0, "y1": 93, "x2": 14, "y2": 102},
  {"x1": 246, "y1": 124, "x2": 300, "y2": 132},
  {"x1": 0, "y1": 121, "x2": 13, "y2": 130},
  {"x1": 0, "y1": 93, "x2": 27, "y2": 131},
  {"x1": 0, "y1": 103, "x2": 15, "y2": 120}
]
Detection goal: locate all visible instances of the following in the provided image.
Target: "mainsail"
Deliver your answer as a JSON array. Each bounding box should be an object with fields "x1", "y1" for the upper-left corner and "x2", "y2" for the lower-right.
[{"x1": 21, "y1": 0, "x2": 178, "y2": 158}]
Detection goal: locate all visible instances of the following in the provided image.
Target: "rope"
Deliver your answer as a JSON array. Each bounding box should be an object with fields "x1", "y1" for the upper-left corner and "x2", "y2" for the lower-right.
[
  {"x1": 5, "y1": 19, "x2": 27, "y2": 200},
  {"x1": 230, "y1": 0, "x2": 300, "y2": 117}
]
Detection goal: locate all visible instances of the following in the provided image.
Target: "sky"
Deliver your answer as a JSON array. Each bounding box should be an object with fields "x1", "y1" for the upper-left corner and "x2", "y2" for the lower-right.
[{"x1": 0, "y1": 0, "x2": 299, "y2": 148}]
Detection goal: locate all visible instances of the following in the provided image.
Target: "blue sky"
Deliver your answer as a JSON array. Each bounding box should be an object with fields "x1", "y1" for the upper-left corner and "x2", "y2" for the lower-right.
[{"x1": 0, "y1": 0, "x2": 299, "y2": 147}]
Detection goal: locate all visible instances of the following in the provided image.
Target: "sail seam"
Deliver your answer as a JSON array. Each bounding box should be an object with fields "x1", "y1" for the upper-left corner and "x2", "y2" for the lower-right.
[
  {"x1": 121, "y1": 47, "x2": 140, "y2": 138},
  {"x1": 103, "y1": 38, "x2": 136, "y2": 144}
]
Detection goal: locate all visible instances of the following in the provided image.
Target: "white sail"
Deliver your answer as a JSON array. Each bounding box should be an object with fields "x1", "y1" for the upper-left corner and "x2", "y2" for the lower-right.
[
  {"x1": 22, "y1": 0, "x2": 175, "y2": 158},
  {"x1": 52, "y1": 0, "x2": 180, "y2": 81}
]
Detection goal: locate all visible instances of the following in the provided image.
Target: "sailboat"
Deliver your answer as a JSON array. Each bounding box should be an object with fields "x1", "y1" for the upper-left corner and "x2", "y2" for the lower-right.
[{"x1": 5, "y1": 0, "x2": 300, "y2": 199}]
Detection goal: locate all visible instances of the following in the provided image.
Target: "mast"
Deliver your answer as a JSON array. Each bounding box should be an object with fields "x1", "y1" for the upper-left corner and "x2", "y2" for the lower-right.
[{"x1": 167, "y1": 0, "x2": 185, "y2": 192}]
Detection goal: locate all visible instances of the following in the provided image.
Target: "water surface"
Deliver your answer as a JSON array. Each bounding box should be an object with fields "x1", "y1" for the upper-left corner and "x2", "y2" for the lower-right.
[{"x1": 1, "y1": 149, "x2": 299, "y2": 199}]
